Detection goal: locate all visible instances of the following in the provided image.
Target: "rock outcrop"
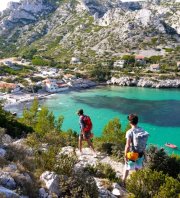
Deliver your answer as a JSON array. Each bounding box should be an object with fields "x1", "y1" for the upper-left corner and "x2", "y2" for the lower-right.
[
  {"x1": 107, "y1": 76, "x2": 180, "y2": 88},
  {"x1": 0, "y1": 134, "x2": 127, "y2": 198}
]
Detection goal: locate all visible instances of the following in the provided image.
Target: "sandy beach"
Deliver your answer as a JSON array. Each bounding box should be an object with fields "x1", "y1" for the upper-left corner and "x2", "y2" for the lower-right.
[{"x1": 1, "y1": 91, "x2": 55, "y2": 112}]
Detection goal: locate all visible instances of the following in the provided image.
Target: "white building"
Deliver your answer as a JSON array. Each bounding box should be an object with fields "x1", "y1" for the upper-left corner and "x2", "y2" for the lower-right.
[
  {"x1": 150, "y1": 64, "x2": 160, "y2": 72},
  {"x1": 44, "y1": 79, "x2": 69, "y2": 93},
  {"x1": 113, "y1": 60, "x2": 125, "y2": 68}
]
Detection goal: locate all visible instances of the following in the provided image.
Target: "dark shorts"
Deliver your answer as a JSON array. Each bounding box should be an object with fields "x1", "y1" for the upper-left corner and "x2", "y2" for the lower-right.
[{"x1": 79, "y1": 131, "x2": 91, "y2": 140}]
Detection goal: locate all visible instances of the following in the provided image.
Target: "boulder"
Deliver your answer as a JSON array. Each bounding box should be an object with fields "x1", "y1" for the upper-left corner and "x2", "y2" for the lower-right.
[
  {"x1": 0, "y1": 172, "x2": 16, "y2": 190},
  {"x1": 0, "y1": 186, "x2": 19, "y2": 198},
  {"x1": 1, "y1": 134, "x2": 13, "y2": 145},
  {"x1": 40, "y1": 171, "x2": 60, "y2": 196},
  {"x1": 0, "y1": 148, "x2": 6, "y2": 158}
]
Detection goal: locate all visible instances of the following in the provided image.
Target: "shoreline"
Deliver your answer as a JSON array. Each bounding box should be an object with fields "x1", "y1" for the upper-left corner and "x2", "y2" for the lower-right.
[
  {"x1": 2, "y1": 85, "x2": 98, "y2": 112},
  {"x1": 2, "y1": 78, "x2": 180, "y2": 113},
  {"x1": 107, "y1": 77, "x2": 180, "y2": 88}
]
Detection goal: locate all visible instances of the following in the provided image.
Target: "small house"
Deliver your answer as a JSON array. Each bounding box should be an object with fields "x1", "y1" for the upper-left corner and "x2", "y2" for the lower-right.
[
  {"x1": 150, "y1": 64, "x2": 160, "y2": 72},
  {"x1": 44, "y1": 79, "x2": 69, "y2": 93},
  {"x1": 0, "y1": 81, "x2": 20, "y2": 93},
  {"x1": 135, "y1": 55, "x2": 146, "y2": 64}
]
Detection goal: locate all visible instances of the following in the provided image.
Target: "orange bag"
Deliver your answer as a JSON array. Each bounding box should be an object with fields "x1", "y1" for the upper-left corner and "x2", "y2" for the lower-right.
[{"x1": 126, "y1": 152, "x2": 139, "y2": 161}]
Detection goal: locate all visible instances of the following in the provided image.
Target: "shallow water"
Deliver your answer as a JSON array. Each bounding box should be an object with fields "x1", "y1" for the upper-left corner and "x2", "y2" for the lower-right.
[{"x1": 8, "y1": 86, "x2": 180, "y2": 155}]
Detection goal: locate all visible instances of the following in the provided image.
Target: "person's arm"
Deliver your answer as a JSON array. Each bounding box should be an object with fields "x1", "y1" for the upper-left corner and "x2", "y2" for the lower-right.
[
  {"x1": 124, "y1": 136, "x2": 131, "y2": 161},
  {"x1": 79, "y1": 116, "x2": 85, "y2": 136}
]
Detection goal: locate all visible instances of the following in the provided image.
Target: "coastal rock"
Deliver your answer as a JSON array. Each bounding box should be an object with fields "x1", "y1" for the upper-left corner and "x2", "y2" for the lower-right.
[
  {"x1": 0, "y1": 186, "x2": 19, "y2": 198},
  {"x1": 0, "y1": 172, "x2": 17, "y2": 190},
  {"x1": 39, "y1": 187, "x2": 49, "y2": 198},
  {"x1": 108, "y1": 77, "x2": 180, "y2": 88},
  {"x1": 98, "y1": 188, "x2": 117, "y2": 198},
  {"x1": 1, "y1": 134, "x2": 13, "y2": 145},
  {"x1": 3, "y1": 164, "x2": 18, "y2": 172},
  {"x1": 40, "y1": 171, "x2": 60, "y2": 196},
  {"x1": 60, "y1": 146, "x2": 74, "y2": 155},
  {"x1": 0, "y1": 148, "x2": 6, "y2": 157},
  {"x1": 12, "y1": 138, "x2": 34, "y2": 155},
  {"x1": 94, "y1": 178, "x2": 127, "y2": 197}
]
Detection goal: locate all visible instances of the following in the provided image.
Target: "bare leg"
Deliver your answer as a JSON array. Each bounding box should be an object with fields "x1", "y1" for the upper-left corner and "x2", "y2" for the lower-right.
[
  {"x1": 87, "y1": 139, "x2": 96, "y2": 154},
  {"x1": 122, "y1": 163, "x2": 129, "y2": 186},
  {"x1": 79, "y1": 135, "x2": 82, "y2": 153}
]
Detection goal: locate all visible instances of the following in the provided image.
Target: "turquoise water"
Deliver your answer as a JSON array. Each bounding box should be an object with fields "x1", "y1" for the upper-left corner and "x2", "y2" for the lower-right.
[
  {"x1": 7, "y1": 86, "x2": 180, "y2": 155},
  {"x1": 41, "y1": 86, "x2": 180, "y2": 155}
]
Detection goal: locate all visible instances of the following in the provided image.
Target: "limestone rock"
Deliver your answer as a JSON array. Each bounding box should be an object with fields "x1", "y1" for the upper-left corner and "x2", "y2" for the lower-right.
[
  {"x1": 0, "y1": 148, "x2": 6, "y2": 158},
  {"x1": 0, "y1": 172, "x2": 17, "y2": 190},
  {"x1": 0, "y1": 0, "x2": 179, "y2": 59},
  {"x1": 40, "y1": 171, "x2": 60, "y2": 196},
  {"x1": 0, "y1": 186, "x2": 19, "y2": 198},
  {"x1": 1, "y1": 134, "x2": 13, "y2": 145},
  {"x1": 108, "y1": 77, "x2": 180, "y2": 88}
]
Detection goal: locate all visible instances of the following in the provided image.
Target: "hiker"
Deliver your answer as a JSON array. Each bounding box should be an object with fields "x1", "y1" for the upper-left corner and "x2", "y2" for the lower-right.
[
  {"x1": 77, "y1": 109, "x2": 96, "y2": 155},
  {"x1": 122, "y1": 114, "x2": 149, "y2": 184}
]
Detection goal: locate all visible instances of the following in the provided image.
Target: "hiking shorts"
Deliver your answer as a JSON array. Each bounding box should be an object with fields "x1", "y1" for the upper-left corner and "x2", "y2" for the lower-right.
[
  {"x1": 125, "y1": 156, "x2": 144, "y2": 170},
  {"x1": 79, "y1": 131, "x2": 91, "y2": 140}
]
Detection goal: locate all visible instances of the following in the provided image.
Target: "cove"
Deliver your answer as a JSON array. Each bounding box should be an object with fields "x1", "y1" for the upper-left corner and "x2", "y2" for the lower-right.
[
  {"x1": 6, "y1": 86, "x2": 180, "y2": 155},
  {"x1": 42, "y1": 86, "x2": 180, "y2": 155}
]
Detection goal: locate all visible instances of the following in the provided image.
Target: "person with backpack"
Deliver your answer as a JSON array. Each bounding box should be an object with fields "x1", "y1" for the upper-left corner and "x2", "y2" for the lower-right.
[
  {"x1": 77, "y1": 109, "x2": 96, "y2": 155},
  {"x1": 122, "y1": 114, "x2": 149, "y2": 185}
]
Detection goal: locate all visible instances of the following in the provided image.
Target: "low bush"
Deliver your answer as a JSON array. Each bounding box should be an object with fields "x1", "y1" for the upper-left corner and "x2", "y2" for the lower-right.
[
  {"x1": 84, "y1": 162, "x2": 120, "y2": 182},
  {"x1": 127, "y1": 169, "x2": 180, "y2": 198},
  {"x1": 35, "y1": 146, "x2": 78, "y2": 176},
  {"x1": 0, "y1": 127, "x2": 5, "y2": 145},
  {"x1": 59, "y1": 170, "x2": 99, "y2": 198},
  {"x1": 0, "y1": 106, "x2": 33, "y2": 138},
  {"x1": 146, "y1": 145, "x2": 180, "y2": 179}
]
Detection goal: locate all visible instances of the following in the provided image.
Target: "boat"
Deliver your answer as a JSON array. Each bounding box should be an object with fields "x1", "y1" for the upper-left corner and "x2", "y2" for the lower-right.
[{"x1": 165, "y1": 143, "x2": 178, "y2": 149}]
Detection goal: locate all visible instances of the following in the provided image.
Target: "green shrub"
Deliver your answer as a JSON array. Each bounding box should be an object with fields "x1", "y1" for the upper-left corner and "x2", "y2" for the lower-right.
[
  {"x1": 0, "y1": 105, "x2": 32, "y2": 138},
  {"x1": 84, "y1": 162, "x2": 120, "y2": 182},
  {"x1": 95, "y1": 118, "x2": 126, "y2": 158},
  {"x1": 59, "y1": 171, "x2": 99, "y2": 198},
  {"x1": 55, "y1": 153, "x2": 78, "y2": 176},
  {"x1": 126, "y1": 169, "x2": 166, "y2": 198},
  {"x1": 35, "y1": 147, "x2": 77, "y2": 176},
  {"x1": 127, "y1": 169, "x2": 180, "y2": 198},
  {"x1": 0, "y1": 127, "x2": 5, "y2": 145},
  {"x1": 154, "y1": 176, "x2": 180, "y2": 198},
  {"x1": 146, "y1": 145, "x2": 180, "y2": 179}
]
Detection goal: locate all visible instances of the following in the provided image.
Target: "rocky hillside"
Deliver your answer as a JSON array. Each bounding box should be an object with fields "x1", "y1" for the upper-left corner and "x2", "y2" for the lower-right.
[
  {"x1": 0, "y1": 134, "x2": 127, "y2": 197},
  {"x1": 0, "y1": 0, "x2": 180, "y2": 62}
]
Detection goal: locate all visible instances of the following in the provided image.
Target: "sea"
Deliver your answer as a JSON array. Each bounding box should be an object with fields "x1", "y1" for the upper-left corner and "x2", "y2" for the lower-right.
[{"x1": 7, "y1": 86, "x2": 180, "y2": 155}]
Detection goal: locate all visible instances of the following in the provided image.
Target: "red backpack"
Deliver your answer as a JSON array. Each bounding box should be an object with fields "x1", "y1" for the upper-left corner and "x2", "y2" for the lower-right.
[{"x1": 82, "y1": 115, "x2": 92, "y2": 132}]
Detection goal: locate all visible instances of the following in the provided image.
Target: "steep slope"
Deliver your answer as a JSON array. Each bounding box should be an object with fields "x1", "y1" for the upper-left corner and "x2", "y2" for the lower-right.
[{"x1": 0, "y1": 0, "x2": 179, "y2": 62}]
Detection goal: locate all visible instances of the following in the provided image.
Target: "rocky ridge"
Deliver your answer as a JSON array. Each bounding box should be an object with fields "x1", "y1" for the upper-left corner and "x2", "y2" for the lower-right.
[
  {"x1": 0, "y1": 0, "x2": 179, "y2": 61},
  {"x1": 0, "y1": 135, "x2": 127, "y2": 197}
]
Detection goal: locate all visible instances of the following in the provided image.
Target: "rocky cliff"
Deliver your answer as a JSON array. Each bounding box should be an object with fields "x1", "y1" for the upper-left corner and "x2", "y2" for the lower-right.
[{"x1": 0, "y1": 0, "x2": 179, "y2": 61}]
